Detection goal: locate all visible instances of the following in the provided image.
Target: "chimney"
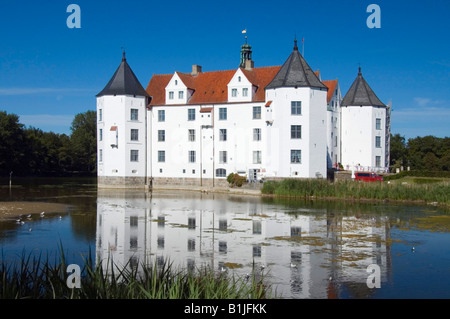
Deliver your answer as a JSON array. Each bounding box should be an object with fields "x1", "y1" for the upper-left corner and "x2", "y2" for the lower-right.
[
  {"x1": 244, "y1": 60, "x2": 254, "y2": 70},
  {"x1": 192, "y1": 65, "x2": 202, "y2": 76}
]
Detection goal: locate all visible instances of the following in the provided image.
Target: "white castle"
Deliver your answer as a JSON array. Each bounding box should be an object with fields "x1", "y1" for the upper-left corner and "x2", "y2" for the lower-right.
[{"x1": 96, "y1": 39, "x2": 390, "y2": 189}]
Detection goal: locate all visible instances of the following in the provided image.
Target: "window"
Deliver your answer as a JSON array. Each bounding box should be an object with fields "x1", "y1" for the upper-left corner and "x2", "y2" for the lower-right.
[
  {"x1": 291, "y1": 150, "x2": 301, "y2": 163},
  {"x1": 253, "y1": 151, "x2": 262, "y2": 164},
  {"x1": 219, "y1": 151, "x2": 227, "y2": 164},
  {"x1": 158, "y1": 110, "x2": 165, "y2": 122},
  {"x1": 376, "y1": 118, "x2": 382, "y2": 130},
  {"x1": 99, "y1": 129, "x2": 103, "y2": 141},
  {"x1": 99, "y1": 109, "x2": 102, "y2": 121},
  {"x1": 188, "y1": 109, "x2": 195, "y2": 121},
  {"x1": 99, "y1": 149, "x2": 103, "y2": 162},
  {"x1": 376, "y1": 156, "x2": 381, "y2": 167},
  {"x1": 158, "y1": 151, "x2": 165, "y2": 163},
  {"x1": 130, "y1": 150, "x2": 139, "y2": 162},
  {"x1": 188, "y1": 129, "x2": 195, "y2": 142},
  {"x1": 243, "y1": 88, "x2": 248, "y2": 97},
  {"x1": 238, "y1": 76, "x2": 241, "y2": 82},
  {"x1": 232, "y1": 88, "x2": 237, "y2": 97},
  {"x1": 169, "y1": 91, "x2": 174, "y2": 100},
  {"x1": 376, "y1": 136, "x2": 381, "y2": 148},
  {"x1": 291, "y1": 101, "x2": 302, "y2": 115},
  {"x1": 131, "y1": 109, "x2": 139, "y2": 121},
  {"x1": 131, "y1": 129, "x2": 139, "y2": 141},
  {"x1": 253, "y1": 128, "x2": 261, "y2": 141},
  {"x1": 253, "y1": 106, "x2": 261, "y2": 119},
  {"x1": 179, "y1": 91, "x2": 184, "y2": 99},
  {"x1": 291, "y1": 125, "x2": 301, "y2": 139},
  {"x1": 219, "y1": 129, "x2": 227, "y2": 141},
  {"x1": 189, "y1": 151, "x2": 196, "y2": 163},
  {"x1": 219, "y1": 108, "x2": 227, "y2": 120},
  {"x1": 216, "y1": 168, "x2": 227, "y2": 177},
  {"x1": 158, "y1": 130, "x2": 165, "y2": 142},
  {"x1": 335, "y1": 136, "x2": 338, "y2": 147}
]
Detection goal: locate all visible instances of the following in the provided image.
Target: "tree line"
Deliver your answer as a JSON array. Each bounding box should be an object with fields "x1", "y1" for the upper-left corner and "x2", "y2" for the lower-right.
[
  {"x1": 390, "y1": 133, "x2": 450, "y2": 172},
  {"x1": 0, "y1": 110, "x2": 97, "y2": 177}
]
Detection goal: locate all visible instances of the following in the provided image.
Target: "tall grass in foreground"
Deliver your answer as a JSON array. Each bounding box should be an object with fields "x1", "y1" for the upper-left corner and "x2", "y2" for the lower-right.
[
  {"x1": 0, "y1": 249, "x2": 273, "y2": 299},
  {"x1": 261, "y1": 179, "x2": 449, "y2": 206}
]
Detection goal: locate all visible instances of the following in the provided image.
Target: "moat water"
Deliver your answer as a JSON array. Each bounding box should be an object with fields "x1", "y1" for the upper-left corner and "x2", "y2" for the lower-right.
[{"x1": 0, "y1": 177, "x2": 449, "y2": 299}]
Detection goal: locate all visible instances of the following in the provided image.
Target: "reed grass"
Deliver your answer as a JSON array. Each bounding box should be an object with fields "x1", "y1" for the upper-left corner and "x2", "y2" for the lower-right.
[
  {"x1": 261, "y1": 178, "x2": 450, "y2": 206},
  {"x1": 0, "y1": 248, "x2": 273, "y2": 299}
]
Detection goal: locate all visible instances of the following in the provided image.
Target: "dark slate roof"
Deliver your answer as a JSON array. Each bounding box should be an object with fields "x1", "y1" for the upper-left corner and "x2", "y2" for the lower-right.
[
  {"x1": 341, "y1": 67, "x2": 385, "y2": 107},
  {"x1": 97, "y1": 52, "x2": 149, "y2": 97},
  {"x1": 266, "y1": 40, "x2": 327, "y2": 90}
]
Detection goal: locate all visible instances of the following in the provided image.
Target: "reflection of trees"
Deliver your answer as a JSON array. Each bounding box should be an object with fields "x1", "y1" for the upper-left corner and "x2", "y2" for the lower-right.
[{"x1": 69, "y1": 197, "x2": 97, "y2": 242}]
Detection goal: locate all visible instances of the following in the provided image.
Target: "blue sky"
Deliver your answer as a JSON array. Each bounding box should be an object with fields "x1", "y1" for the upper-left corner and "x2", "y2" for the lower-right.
[{"x1": 0, "y1": 0, "x2": 449, "y2": 139}]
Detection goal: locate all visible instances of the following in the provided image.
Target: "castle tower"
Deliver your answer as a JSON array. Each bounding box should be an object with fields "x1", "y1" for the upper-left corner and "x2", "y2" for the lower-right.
[
  {"x1": 340, "y1": 67, "x2": 387, "y2": 172},
  {"x1": 264, "y1": 39, "x2": 328, "y2": 178},
  {"x1": 96, "y1": 52, "x2": 150, "y2": 188}
]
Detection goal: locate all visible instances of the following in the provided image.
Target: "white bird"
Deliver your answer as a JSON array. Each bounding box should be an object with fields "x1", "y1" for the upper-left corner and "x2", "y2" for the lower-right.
[
  {"x1": 290, "y1": 263, "x2": 297, "y2": 268},
  {"x1": 29, "y1": 228, "x2": 32, "y2": 232},
  {"x1": 27, "y1": 214, "x2": 32, "y2": 218},
  {"x1": 412, "y1": 247, "x2": 415, "y2": 252},
  {"x1": 40, "y1": 212, "x2": 45, "y2": 217}
]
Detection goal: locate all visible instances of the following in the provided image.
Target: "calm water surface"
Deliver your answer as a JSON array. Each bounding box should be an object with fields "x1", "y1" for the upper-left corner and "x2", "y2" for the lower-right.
[{"x1": 0, "y1": 177, "x2": 449, "y2": 299}]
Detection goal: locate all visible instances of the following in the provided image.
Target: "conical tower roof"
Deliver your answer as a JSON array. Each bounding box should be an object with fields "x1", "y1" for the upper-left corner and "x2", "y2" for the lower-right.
[
  {"x1": 341, "y1": 67, "x2": 385, "y2": 107},
  {"x1": 97, "y1": 52, "x2": 149, "y2": 97},
  {"x1": 266, "y1": 40, "x2": 327, "y2": 90}
]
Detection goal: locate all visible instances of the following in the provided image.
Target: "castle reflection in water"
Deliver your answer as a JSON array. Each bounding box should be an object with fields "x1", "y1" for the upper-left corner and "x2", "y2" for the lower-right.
[{"x1": 96, "y1": 189, "x2": 392, "y2": 298}]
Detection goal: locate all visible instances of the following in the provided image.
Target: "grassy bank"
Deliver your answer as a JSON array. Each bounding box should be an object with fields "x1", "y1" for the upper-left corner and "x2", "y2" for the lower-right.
[
  {"x1": 261, "y1": 178, "x2": 449, "y2": 206},
  {"x1": 0, "y1": 250, "x2": 273, "y2": 299}
]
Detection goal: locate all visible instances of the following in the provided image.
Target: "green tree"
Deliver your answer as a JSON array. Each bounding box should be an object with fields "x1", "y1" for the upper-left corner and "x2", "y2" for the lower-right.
[
  {"x1": 0, "y1": 111, "x2": 28, "y2": 176},
  {"x1": 390, "y1": 133, "x2": 407, "y2": 169},
  {"x1": 69, "y1": 110, "x2": 97, "y2": 174}
]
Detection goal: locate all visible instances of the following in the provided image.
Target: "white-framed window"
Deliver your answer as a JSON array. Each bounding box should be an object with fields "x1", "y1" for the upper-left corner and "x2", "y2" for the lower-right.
[
  {"x1": 291, "y1": 125, "x2": 301, "y2": 139},
  {"x1": 291, "y1": 101, "x2": 302, "y2": 115},
  {"x1": 219, "y1": 129, "x2": 227, "y2": 141},
  {"x1": 169, "y1": 91, "x2": 174, "y2": 100},
  {"x1": 219, "y1": 151, "x2": 227, "y2": 164},
  {"x1": 188, "y1": 109, "x2": 195, "y2": 121},
  {"x1": 376, "y1": 156, "x2": 381, "y2": 167},
  {"x1": 376, "y1": 136, "x2": 382, "y2": 148},
  {"x1": 253, "y1": 151, "x2": 262, "y2": 164},
  {"x1": 179, "y1": 91, "x2": 184, "y2": 99},
  {"x1": 253, "y1": 128, "x2": 261, "y2": 141},
  {"x1": 219, "y1": 108, "x2": 227, "y2": 120},
  {"x1": 253, "y1": 106, "x2": 261, "y2": 119},
  {"x1": 131, "y1": 129, "x2": 139, "y2": 141},
  {"x1": 130, "y1": 150, "x2": 139, "y2": 162},
  {"x1": 188, "y1": 129, "x2": 195, "y2": 142},
  {"x1": 98, "y1": 109, "x2": 103, "y2": 122},
  {"x1": 216, "y1": 168, "x2": 227, "y2": 177},
  {"x1": 158, "y1": 110, "x2": 165, "y2": 122},
  {"x1": 158, "y1": 151, "x2": 165, "y2": 163},
  {"x1": 131, "y1": 109, "x2": 139, "y2": 121},
  {"x1": 291, "y1": 150, "x2": 301, "y2": 163},
  {"x1": 376, "y1": 118, "x2": 382, "y2": 130},
  {"x1": 189, "y1": 151, "x2": 196, "y2": 163},
  {"x1": 232, "y1": 89, "x2": 237, "y2": 97},
  {"x1": 243, "y1": 88, "x2": 248, "y2": 97},
  {"x1": 99, "y1": 149, "x2": 103, "y2": 162},
  {"x1": 99, "y1": 129, "x2": 103, "y2": 141},
  {"x1": 158, "y1": 130, "x2": 165, "y2": 142}
]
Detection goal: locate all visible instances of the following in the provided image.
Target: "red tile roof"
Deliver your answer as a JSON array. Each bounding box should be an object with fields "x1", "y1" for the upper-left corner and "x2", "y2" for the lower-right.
[
  {"x1": 146, "y1": 66, "x2": 281, "y2": 106},
  {"x1": 322, "y1": 80, "x2": 338, "y2": 104}
]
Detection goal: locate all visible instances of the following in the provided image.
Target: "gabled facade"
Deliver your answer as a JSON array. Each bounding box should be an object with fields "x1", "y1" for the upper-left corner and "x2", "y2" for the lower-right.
[{"x1": 96, "y1": 41, "x2": 389, "y2": 188}]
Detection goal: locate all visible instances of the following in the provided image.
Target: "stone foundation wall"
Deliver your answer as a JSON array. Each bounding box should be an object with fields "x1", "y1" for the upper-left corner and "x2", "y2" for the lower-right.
[
  {"x1": 98, "y1": 176, "x2": 147, "y2": 189},
  {"x1": 151, "y1": 177, "x2": 228, "y2": 189}
]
